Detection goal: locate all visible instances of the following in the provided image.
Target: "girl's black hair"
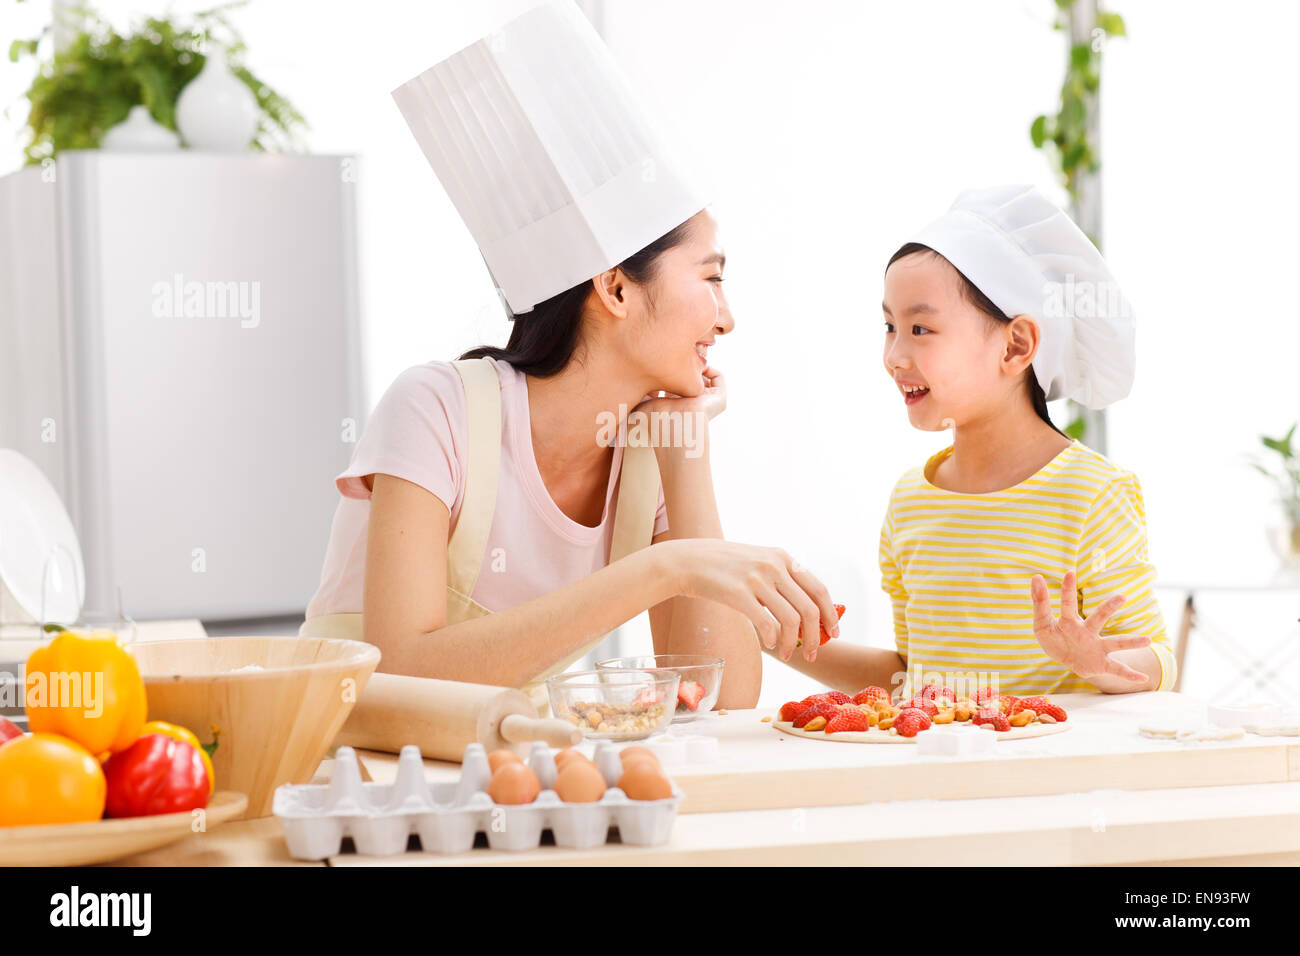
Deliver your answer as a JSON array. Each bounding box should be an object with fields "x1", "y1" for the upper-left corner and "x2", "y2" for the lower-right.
[
  {"x1": 460, "y1": 217, "x2": 698, "y2": 377},
  {"x1": 886, "y1": 242, "x2": 1066, "y2": 437}
]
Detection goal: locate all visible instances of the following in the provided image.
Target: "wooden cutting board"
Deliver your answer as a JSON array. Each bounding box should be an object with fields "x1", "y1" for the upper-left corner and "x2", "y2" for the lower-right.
[{"x1": 353, "y1": 692, "x2": 1300, "y2": 814}]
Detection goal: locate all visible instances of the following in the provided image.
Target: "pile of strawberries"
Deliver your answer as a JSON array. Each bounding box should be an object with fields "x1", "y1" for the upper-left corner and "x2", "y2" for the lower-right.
[{"x1": 777, "y1": 685, "x2": 1068, "y2": 739}]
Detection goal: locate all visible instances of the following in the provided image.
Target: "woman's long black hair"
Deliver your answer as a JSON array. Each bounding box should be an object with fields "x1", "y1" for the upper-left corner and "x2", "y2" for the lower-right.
[
  {"x1": 460, "y1": 217, "x2": 698, "y2": 377},
  {"x1": 886, "y1": 242, "x2": 1065, "y2": 437}
]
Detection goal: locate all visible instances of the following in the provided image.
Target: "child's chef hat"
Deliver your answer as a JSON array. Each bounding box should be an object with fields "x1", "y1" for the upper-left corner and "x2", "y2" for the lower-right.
[
  {"x1": 909, "y1": 184, "x2": 1136, "y2": 409},
  {"x1": 392, "y1": 0, "x2": 708, "y2": 316}
]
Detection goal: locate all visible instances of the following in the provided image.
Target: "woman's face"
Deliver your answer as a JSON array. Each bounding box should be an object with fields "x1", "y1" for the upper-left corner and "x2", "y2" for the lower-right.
[
  {"x1": 621, "y1": 210, "x2": 733, "y2": 396},
  {"x1": 881, "y1": 252, "x2": 1009, "y2": 431}
]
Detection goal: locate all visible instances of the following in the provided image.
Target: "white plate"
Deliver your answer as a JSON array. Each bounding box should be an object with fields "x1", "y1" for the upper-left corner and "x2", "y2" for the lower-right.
[{"x1": 0, "y1": 450, "x2": 84, "y2": 624}]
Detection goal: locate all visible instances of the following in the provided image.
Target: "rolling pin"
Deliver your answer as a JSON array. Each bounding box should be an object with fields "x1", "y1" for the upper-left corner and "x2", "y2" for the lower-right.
[{"x1": 333, "y1": 672, "x2": 581, "y2": 761}]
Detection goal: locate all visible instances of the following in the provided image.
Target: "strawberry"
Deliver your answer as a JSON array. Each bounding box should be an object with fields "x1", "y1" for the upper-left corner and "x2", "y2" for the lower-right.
[
  {"x1": 818, "y1": 603, "x2": 846, "y2": 645},
  {"x1": 996, "y1": 695, "x2": 1021, "y2": 715},
  {"x1": 893, "y1": 707, "x2": 932, "y2": 738},
  {"x1": 778, "y1": 700, "x2": 806, "y2": 722},
  {"x1": 973, "y1": 685, "x2": 999, "y2": 705},
  {"x1": 825, "y1": 708, "x2": 871, "y2": 734},
  {"x1": 823, "y1": 690, "x2": 853, "y2": 705},
  {"x1": 971, "y1": 708, "x2": 1010, "y2": 731},
  {"x1": 918, "y1": 685, "x2": 956, "y2": 704},
  {"x1": 1013, "y1": 696, "x2": 1068, "y2": 722},
  {"x1": 793, "y1": 702, "x2": 840, "y2": 728},
  {"x1": 633, "y1": 688, "x2": 658, "y2": 707},
  {"x1": 901, "y1": 696, "x2": 939, "y2": 718},
  {"x1": 853, "y1": 686, "x2": 890, "y2": 705},
  {"x1": 677, "y1": 680, "x2": 707, "y2": 711}
]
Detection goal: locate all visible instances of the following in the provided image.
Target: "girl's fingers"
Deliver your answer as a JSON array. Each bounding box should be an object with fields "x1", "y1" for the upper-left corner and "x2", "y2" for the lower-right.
[
  {"x1": 1099, "y1": 633, "x2": 1149, "y2": 653},
  {"x1": 1085, "y1": 594, "x2": 1127, "y2": 633},
  {"x1": 1104, "y1": 655, "x2": 1150, "y2": 683},
  {"x1": 1030, "y1": 574, "x2": 1055, "y2": 632},
  {"x1": 1059, "y1": 570, "x2": 1079, "y2": 620}
]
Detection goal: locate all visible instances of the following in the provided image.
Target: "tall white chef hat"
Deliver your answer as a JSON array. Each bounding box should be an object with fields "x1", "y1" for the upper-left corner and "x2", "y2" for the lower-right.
[
  {"x1": 908, "y1": 184, "x2": 1136, "y2": 409},
  {"x1": 392, "y1": 0, "x2": 709, "y2": 316}
]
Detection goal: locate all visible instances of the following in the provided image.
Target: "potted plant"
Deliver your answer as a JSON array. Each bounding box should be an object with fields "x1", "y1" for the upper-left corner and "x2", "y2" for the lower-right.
[
  {"x1": 6, "y1": 0, "x2": 305, "y2": 165},
  {"x1": 1251, "y1": 424, "x2": 1300, "y2": 564}
]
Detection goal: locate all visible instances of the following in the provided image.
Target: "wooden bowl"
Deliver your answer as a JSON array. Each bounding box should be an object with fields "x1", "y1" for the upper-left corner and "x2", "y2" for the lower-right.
[{"x1": 129, "y1": 637, "x2": 380, "y2": 818}]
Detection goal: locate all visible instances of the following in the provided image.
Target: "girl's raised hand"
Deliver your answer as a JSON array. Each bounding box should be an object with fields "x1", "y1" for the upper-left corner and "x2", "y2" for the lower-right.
[{"x1": 1029, "y1": 570, "x2": 1150, "y2": 683}]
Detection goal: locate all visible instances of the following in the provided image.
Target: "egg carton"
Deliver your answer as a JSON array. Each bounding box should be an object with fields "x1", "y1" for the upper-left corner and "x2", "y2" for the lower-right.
[{"x1": 273, "y1": 740, "x2": 681, "y2": 859}]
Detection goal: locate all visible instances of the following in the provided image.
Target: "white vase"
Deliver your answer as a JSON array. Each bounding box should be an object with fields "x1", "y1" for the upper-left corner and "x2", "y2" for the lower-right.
[
  {"x1": 175, "y1": 42, "x2": 260, "y2": 151},
  {"x1": 101, "y1": 104, "x2": 181, "y2": 151}
]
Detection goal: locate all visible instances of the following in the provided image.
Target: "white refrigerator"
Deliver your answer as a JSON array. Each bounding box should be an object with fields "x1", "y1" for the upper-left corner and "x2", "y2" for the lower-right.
[{"x1": 0, "y1": 151, "x2": 365, "y2": 622}]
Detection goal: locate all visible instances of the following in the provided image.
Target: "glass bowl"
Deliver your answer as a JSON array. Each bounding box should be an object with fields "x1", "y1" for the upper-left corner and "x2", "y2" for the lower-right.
[
  {"x1": 595, "y1": 655, "x2": 724, "y2": 723},
  {"x1": 546, "y1": 668, "x2": 680, "y2": 741}
]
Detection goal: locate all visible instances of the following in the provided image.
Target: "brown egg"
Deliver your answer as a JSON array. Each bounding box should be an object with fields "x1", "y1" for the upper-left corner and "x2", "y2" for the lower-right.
[
  {"x1": 553, "y1": 748, "x2": 593, "y2": 771},
  {"x1": 553, "y1": 761, "x2": 608, "y2": 803},
  {"x1": 617, "y1": 762, "x2": 673, "y2": 801},
  {"x1": 618, "y1": 746, "x2": 660, "y2": 768},
  {"x1": 487, "y1": 749, "x2": 523, "y2": 774},
  {"x1": 487, "y1": 762, "x2": 540, "y2": 805}
]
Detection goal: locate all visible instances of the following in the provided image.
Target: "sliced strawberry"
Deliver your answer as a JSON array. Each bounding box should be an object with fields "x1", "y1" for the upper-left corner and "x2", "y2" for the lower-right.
[
  {"x1": 973, "y1": 685, "x2": 999, "y2": 705},
  {"x1": 996, "y1": 694, "x2": 1021, "y2": 715},
  {"x1": 778, "y1": 700, "x2": 806, "y2": 722},
  {"x1": 853, "y1": 685, "x2": 890, "y2": 705},
  {"x1": 918, "y1": 685, "x2": 956, "y2": 704},
  {"x1": 677, "y1": 680, "x2": 707, "y2": 711},
  {"x1": 893, "y1": 707, "x2": 932, "y2": 738},
  {"x1": 971, "y1": 708, "x2": 1011, "y2": 731},
  {"x1": 822, "y1": 690, "x2": 852, "y2": 705},
  {"x1": 825, "y1": 708, "x2": 871, "y2": 734},
  {"x1": 817, "y1": 603, "x2": 846, "y2": 645},
  {"x1": 901, "y1": 696, "x2": 939, "y2": 718},
  {"x1": 1013, "y1": 696, "x2": 1068, "y2": 722},
  {"x1": 633, "y1": 688, "x2": 658, "y2": 707},
  {"x1": 792, "y1": 702, "x2": 840, "y2": 728}
]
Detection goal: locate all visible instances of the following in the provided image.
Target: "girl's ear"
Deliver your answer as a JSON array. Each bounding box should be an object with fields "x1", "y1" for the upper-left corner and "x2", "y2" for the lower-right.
[
  {"x1": 591, "y1": 267, "x2": 630, "y2": 319},
  {"x1": 1002, "y1": 315, "x2": 1041, "y2": 374}
]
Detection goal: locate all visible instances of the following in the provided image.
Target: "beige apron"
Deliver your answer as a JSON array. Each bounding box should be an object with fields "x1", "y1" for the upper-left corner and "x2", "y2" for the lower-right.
[{"x1": 299, "y1": 357, "x2": 661, "y2": 716}]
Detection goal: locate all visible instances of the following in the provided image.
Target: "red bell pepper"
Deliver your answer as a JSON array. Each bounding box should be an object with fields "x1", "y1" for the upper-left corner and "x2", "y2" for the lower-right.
[
  {"x1": 0, "y1": 716, "x2": 22, "y2": 747},
  {"x1": 102, "y1": 733, "x2": 209, "y2": 817}
]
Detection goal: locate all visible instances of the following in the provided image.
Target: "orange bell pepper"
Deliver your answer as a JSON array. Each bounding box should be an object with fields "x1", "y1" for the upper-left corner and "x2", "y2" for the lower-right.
[
  {"x1": 141, "y1": 720, "x2": 215, "y2": 795},
  {"x1": 25, "y1": 631, "x2": 146, "y2": 756}
]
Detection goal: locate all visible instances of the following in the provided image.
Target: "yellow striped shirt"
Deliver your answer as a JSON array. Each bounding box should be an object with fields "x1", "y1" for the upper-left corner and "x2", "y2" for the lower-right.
[{"x1": 879, "y1": 440, "x2": 1177, "y2": 696}]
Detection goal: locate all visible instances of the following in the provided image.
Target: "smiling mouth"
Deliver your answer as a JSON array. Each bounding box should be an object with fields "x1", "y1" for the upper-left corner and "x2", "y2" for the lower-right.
[
  {"x1": 695, "y1": 344, "x2": 708, "y2": 364},
  {"x1": 901, "y1": 384, "x2": 930, "y2": 405}
]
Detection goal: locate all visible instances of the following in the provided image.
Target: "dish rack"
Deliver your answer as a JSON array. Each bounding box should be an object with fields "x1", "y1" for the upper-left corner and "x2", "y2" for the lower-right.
[{"x1": 273, "y1": 740, "x2": 682, "y2": 859}]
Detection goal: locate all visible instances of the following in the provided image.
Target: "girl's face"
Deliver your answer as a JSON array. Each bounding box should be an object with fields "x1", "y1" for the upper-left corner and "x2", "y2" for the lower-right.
[
  {"x1": 882, "y1": 252, "x2": 1018, "y2": 431},
  {"x1": 619, "y1": 210, "x2": 733, "y2": 396}
]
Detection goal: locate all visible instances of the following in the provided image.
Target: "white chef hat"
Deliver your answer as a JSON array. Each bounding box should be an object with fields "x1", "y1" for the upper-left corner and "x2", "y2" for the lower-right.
[
  {"x1": 392, "y1": 0, "x2": 708, "y2": 316},
  {"x1": 908, "y1": 184, "x2": 1136, "y2": 409}
]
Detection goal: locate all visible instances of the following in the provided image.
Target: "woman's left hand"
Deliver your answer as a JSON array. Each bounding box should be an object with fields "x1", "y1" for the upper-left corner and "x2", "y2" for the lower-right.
[
  {"x1": 636, "y1": 365, "x2": 727, "y2": 422},
  {"x1": 1030, "y1": 570, "x2": 1150, "y2": 683}
]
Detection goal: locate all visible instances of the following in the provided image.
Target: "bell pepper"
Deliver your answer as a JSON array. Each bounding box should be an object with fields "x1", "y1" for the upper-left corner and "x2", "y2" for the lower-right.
[
  {"x1": 141, "y1": 720, "x2": 216, "y2": 795},
  {"x1": 0, "y1": 716, "x2": 23, "y2": 747},
  {"x1": 0, "y1": 732, "x2": 107, "y2": 827},
  {"x1": 103, "y1": 733, "x2": 209, "y2": 818},
  {"x1": 25, "y1": 631, "x2": 146, "y2": 755}
]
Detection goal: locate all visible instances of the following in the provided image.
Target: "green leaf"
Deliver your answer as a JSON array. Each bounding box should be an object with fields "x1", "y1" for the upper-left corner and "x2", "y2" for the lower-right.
[
  {"x1": 1030, "y1": 114, "x2": 1048, "y2": 148},
  {"x1": 1097, "y1": 12, "x2": 1127, "y2": 36},
  {"x1": 42, "y1": 622, "x2": 68, "y2": 633}
]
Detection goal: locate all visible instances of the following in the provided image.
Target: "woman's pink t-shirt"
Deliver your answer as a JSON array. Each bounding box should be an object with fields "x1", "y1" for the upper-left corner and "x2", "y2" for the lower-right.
[{"x1": 304, "y1": 357, "x2": 669, "y2": 618}]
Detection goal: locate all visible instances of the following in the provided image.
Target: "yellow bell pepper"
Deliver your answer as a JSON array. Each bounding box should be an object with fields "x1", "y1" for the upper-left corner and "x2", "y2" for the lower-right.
[
  {"x1": 141, "y1": 720, "x2": 216, "y2": 795},
  {"x1": 25, "y1": 631, "x2": 146, "y2": 756}
]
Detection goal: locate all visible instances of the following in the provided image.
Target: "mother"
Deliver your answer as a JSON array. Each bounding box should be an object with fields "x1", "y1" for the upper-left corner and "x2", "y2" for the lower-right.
[{"x1": 300, "y1": 1, "x2": 836, "y2": 714}]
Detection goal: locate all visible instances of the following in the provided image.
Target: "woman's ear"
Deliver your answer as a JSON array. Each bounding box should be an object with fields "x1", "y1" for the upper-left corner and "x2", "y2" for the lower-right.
[
  {"x1": 591, "y1": 267, "x2": 629, "y2": 319},
  {"x1": 1001, "y1": 315, "x2": 1041, "y2": 375}
]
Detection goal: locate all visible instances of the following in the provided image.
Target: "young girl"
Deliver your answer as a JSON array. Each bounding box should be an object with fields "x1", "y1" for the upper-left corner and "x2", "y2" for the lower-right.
[{"x1": 781, "y1": 184, "x2": 1176, "y2": 698}]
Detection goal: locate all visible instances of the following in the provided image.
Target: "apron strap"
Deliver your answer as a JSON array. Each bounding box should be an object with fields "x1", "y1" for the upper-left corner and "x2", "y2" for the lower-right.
[{"x1": 447, "y1": 359, "x2": 502, "y2": 598}]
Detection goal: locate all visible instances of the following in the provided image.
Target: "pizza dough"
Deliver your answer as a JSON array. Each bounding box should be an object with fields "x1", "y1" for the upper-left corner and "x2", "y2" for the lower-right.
[
  {"x1": 1137, "y1": 724, "x2": 1246, "y2": 742},
  {"x1": 771, "y1": 719, "x2": 1069, "y2": 744}
]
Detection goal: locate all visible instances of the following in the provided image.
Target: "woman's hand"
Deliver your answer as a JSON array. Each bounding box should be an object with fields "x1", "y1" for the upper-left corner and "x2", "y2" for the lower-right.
[
  {"x1": 636, "y1": 365, "x2": 727, "y2": 422},
  {"x1": 656, "y1": 538, "x2": 839, "y2": 663},
  {"x1": 1030, "y1": 571, "x2": 1150, "y2": 683}
]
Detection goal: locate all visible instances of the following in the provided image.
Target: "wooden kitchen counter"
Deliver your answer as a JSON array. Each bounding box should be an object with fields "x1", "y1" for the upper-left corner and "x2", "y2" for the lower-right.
[{"x1": 113, "y1": 691, "x2": 1300, "y2": 867}]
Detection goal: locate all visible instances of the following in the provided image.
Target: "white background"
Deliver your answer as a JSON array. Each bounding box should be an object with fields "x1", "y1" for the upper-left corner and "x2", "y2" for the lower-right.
[{"x1": 3, "y1": 1, "x2": 1297, "y2": 705}]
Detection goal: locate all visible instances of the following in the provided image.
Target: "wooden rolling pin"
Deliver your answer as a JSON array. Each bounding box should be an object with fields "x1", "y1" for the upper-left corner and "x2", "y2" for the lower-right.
[{"x1": 333, "y1": 672, "x2": 581, "y2": 761}]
